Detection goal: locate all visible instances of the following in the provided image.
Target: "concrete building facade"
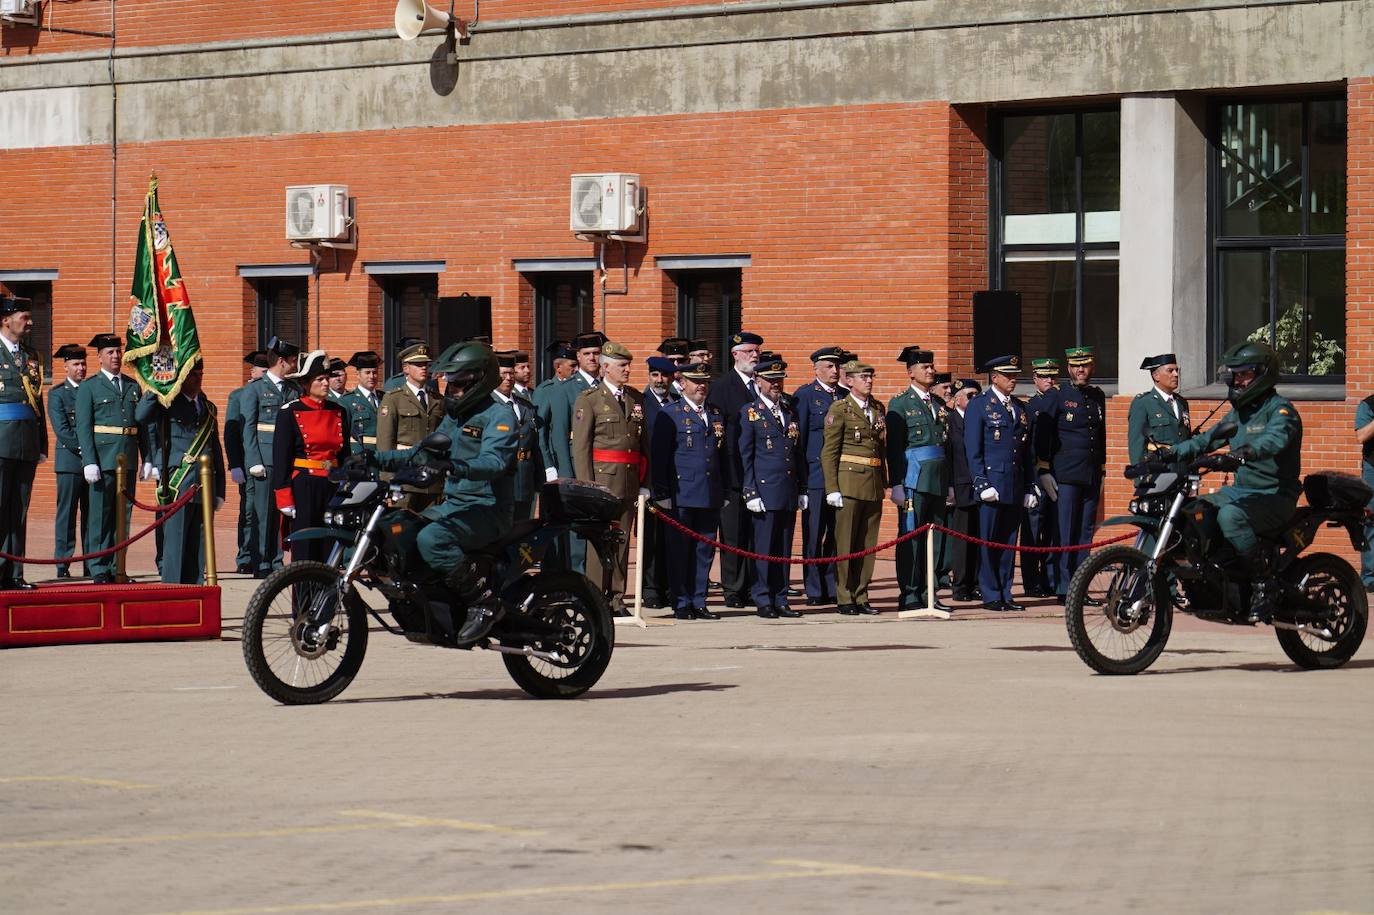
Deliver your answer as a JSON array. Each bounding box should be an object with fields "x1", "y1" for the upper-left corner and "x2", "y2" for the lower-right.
[{"x1": 1, "y1": 0, "x2": 1371, "y2": 533}]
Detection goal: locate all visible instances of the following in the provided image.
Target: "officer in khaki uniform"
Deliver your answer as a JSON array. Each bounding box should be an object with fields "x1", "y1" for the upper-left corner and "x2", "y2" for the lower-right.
[
  {"x1": 76, "y1": 333, "x2": 142, "y2": 584},
  {"x1": 571, "y1": 340, "x2": 648, "y2": 613},
  {"x1": 376, "y1": 341, "x2": 445, "y2": 511},
  {"x1": 886, "y1": 346, "x2": 951, "y2": 612},
  {"x1": 821, "y1": 359, "x2": 887, "y2": 615},
  {"x1": 0, "y1": 296, "x2": 47, "y2": 590}
]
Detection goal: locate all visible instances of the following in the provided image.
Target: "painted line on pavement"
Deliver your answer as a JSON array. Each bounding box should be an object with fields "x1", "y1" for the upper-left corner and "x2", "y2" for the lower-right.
[
  {"x1": 145, "y1": 858, "x2": 1008, "y2": 914},
  {"x1": 0, "y1": 775, "x2": 156, "y2": 790},
  {"x1": 0, "y1": 809, "x2": 539, "y2": 851}
]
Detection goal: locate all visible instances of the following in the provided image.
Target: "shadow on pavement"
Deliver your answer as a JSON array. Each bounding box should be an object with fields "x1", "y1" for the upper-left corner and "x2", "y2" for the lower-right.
[
  {"x1": 1140, "y1": 657, "x2": 1374, "y2": 676},
  {"x1": 724, "y1": 644, "x2": 937, "y2": 653},
  {"x1": 329, "y1": 681, "x2": 739, "y2": 704},
  {"x1": 996, "y1": 645, "x2": 1236, "y2": 655}
]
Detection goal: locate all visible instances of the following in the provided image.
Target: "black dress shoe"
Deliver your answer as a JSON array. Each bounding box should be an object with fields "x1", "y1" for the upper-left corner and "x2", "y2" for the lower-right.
[
  {"x1": 56, "y1": 569, "x2": 72, "y2": 580},
  {"x1": 805, "y1": 596, "x2": 831, "y2": 607},
  {"x1": 1004, "y1": 600, "x2": 1026, "y2": 611},
  {"x1": 8, "y1": 577, "x2": 36, "y2": 590},
  {"x1": 693, "y1": 607, "x2": 721, "y2": 620},
  {"x1": 981, "y1": 601, "x2": 1007, "y2": 612},
  {"x1": 836, "y1": 604, "x2": 858, "y2": 615},
  {"x1": 951, "y1": 590, "x2": 973, "y2": 602},
  {"x1": 1024, "y1": 586, "x2": 1048, "y2": 598},
  {"x1": 756, "y1": 606, "x2": 778, "y2": 619},
  {"x1": 856, "y1": 603, "x2": 880, "y2": 615},
  {"x1": 236, "y1": 563, "x2": 253, "y2": 574},
  {"x1": 253, "y1": 570, "x2": 270, "y2": 580},
  {"x1": 673, "y1": 609, "x2": 695, "y2": 620},
  {"x1": 91, "y1": 573, "x2": 114, "y2": 585},
  {"x1": 776, "y1": 606, "x2": 802, "y2": 618},
  {"x1": 723, "y1": 596, "x2": 748, "y2": 609}
]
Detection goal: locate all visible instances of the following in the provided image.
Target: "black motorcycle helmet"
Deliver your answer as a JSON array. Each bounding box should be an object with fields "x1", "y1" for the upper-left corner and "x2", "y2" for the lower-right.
[
  {"x1": 1219, "y1": 340, "x2": 1280, "y2": 409},
  {"x1": 432, "y1": 341, "x2": 499, "y2": 418}
]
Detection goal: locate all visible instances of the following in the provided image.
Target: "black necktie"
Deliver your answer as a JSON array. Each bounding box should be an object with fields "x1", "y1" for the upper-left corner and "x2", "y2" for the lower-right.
[
  {"x1": 615, "y1": 391, "x2": 625, "y2": 416},
  {"x1": 418, "y1": 390, "x2": 428, "y2": 410}
]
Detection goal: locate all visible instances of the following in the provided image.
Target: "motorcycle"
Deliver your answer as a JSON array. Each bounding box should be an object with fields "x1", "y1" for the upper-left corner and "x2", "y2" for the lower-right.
[
  {"x1": 241, "y1": 433, "x2": 624, "y2": 704},
  {"x1": 1064, "y1": 446, "x2": 1371, "y2": 675}
]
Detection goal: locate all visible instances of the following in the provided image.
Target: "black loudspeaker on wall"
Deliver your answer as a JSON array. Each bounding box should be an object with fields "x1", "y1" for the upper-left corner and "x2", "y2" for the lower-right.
[{"x1": 972, "y1": 290, "x2": 1022, "y2": 370}]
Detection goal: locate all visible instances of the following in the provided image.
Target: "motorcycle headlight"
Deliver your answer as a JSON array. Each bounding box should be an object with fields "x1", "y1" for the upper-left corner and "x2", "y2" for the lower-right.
[{"x1": 1129, "y1": 499, "x2": 1139, "y2": 514}]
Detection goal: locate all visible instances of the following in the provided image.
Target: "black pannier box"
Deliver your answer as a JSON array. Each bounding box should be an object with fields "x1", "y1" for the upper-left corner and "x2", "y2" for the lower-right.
[
  {"x1": 539, "y1": 479, "x2": 623, "y2": 522},
  {"x1": 1303, "y1": 473, "x2": 1373, "y2": 511}
]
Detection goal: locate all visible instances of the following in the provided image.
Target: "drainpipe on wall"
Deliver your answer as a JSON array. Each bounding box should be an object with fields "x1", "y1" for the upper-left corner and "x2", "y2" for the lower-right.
[{"x1": 108, "y1": 0, "x2": 117, "y2": 329}]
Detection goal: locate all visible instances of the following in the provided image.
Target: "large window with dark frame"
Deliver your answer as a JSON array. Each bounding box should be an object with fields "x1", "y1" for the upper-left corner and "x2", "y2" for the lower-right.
[
  {"x1": 531, "y1": 272, "x2": 594, "y2": 381},
  {"x1": 254, "y1": 277, "x2": 309, "y2": 353},
  {"x1": 992, "y1": 108, "x2": 1121, "y2": 379},
  {"x1": 675, "y1": 270, "x2": 741, "y2": 369},
  {"x1": 1212, "y1": 95, "x2": 1346, "y2": 380}
]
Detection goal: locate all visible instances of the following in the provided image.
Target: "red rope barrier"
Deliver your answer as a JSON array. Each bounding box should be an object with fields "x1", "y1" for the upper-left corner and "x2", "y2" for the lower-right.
[
  {"x1": 0, "y1": 484, "x2": 201, "y2": 565},
  {"x1": 646, "y1": 504, "x2": 1135, "y2": 565}
]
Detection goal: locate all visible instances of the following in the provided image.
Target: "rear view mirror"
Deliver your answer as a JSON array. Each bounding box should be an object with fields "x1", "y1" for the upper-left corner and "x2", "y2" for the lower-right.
[
  {"x1": 419, "y1": 431, "x2": 451, "y2": 455},
  {"x1": 1213, "y1": 420, "x2": 1239, "y2": 443}
]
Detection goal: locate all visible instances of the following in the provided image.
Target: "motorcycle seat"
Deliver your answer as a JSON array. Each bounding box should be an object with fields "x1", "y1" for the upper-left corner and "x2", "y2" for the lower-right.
[{"x1": 474, "y1": 518, "x2": 544, "y2": 555}]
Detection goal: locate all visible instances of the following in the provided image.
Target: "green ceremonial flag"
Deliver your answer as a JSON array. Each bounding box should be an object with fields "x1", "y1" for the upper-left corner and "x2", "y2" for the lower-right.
[{"x1": 123, "y1": 174, "x2": 202, "y2": 407}]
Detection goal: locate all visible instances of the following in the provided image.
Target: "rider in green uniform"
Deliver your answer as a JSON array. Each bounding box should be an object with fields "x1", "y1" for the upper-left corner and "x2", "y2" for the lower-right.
[{"x1": 1164, "y1": 341, "x2": 1301, "y2": 622}]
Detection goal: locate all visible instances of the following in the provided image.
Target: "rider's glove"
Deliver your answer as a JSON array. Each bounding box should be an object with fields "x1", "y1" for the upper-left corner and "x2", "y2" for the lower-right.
[
  {"x1": 1231, "y1": 445, "x2": 1256, "y2": 465},
  {"x1": 343, "y1": 452, "x2": 374, "y2": 470},
  {"x1": 1204, "y1": 453, "x2": 1243, "y2": 472}
]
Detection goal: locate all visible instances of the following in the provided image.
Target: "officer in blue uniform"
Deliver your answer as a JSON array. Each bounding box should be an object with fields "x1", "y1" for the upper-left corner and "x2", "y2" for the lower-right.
[
  {"x1": 1019, "y1": 357, "x2": 1061, "y2": 597},
  {"x1": 740, "y1": 357, "x2": 805, "y2": 618},
  {"x1": 792, "y1": 345, "x2": 849, "y2": 606},
  {"x1": 963, "y1": 355, "x2": 1038, "y2": 611},
  {"x1": 0, "y1": 296, "x2": 46, "y2": 590},
  {"x1": 49, "y1": 343, "x2": 89, "y2": 579},
  {"x1": 239, "y1": 336, "x2": 301, "y2": 578},
  {"x1": 1034, "y1": 345, "x2": 1107, "y2": 598},
  {"x1": 641, "y1": 355, "x2": 682, "y2": 608},
  {"x1": 651, "y1": 362, "x2": 725, "y2": 620}
]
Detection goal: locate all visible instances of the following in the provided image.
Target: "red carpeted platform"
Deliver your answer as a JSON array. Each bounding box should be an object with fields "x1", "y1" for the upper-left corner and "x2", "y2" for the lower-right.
[{"x1": 0, "y1": 583, "x2": 221, "y2": 648}]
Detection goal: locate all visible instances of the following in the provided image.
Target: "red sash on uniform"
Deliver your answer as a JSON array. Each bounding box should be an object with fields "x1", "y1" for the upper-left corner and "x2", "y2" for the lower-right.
[{"x1": 592, "y1": 447, "x2": 647, "y2": 483}]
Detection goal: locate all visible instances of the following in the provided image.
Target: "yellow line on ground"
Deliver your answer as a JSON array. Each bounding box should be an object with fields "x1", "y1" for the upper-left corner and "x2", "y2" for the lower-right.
[
  {"x1": 0, "y1": 775, "x2": 156, "y2": 790},
  {"x1": 771, "y1": 858, "x2": 1010, "y2": 887},
  {"x1": 148, "y1": 858, "x2": 1008, "y2": 915},
  {"x1": 337, "y1": 809, "x2": 543, "y2": 836}
]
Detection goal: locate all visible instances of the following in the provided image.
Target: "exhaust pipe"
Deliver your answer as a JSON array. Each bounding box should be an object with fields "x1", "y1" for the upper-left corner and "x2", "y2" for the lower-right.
[
  {"x1": 478, "y1": 642, "x2": 568, "y2": 664},
  {"x1": 1272, "y1": 620, "x2": 1336, "y2": 642}
]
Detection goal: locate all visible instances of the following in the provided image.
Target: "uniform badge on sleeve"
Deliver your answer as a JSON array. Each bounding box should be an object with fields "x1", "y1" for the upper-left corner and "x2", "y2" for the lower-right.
[
  {"x1": 379, "y1": 406, "x2": 389, "y2": 416},
  {"x1": 825, "y1": 414, "x2": 835, "y2": 426},
  {"x1": 575, "y1": 408, "x2": 584, "y2": 422}
]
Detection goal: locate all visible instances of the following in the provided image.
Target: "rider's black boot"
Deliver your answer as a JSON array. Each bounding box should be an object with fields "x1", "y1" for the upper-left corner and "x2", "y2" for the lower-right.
[
  {"x1": 1236, "y1": 550, "x2": 1277, "y2": 624},
  {"x1": 444, "y1": 564, "x2": 505, "y2": 642}
]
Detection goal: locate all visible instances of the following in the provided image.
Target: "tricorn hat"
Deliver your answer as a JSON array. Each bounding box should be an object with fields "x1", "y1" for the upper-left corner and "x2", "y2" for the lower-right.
[
  {"x1": 347, "y1": 350, "x2": 381, "y2": 370},
  {"x1": 54, "y1": 344, "x2": 87, "y2": 361},
  {"x1": 88, "y1": 333, "x2": 122, "y2": 351}
]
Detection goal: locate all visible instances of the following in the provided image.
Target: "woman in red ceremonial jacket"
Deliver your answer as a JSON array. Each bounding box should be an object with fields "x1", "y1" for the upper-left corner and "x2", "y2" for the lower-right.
[{"x1": 271, "y1": 350, "x2": 351, "y2": 562}]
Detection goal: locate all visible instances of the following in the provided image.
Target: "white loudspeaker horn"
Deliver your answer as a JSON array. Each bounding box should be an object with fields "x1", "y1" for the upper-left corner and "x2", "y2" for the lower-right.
[{"x1": 395, "y1": 0, "x2": 450, "y2": 40}]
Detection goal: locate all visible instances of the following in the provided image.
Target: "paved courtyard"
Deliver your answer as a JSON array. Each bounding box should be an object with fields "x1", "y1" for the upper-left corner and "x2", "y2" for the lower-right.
[{"x1": 4, "y1": 570, "x2": 1374, "y2": 914}]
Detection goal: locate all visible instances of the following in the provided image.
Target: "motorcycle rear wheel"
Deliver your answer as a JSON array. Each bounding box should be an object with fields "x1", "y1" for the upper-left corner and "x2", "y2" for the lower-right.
[
  {"x1": 242, "y1": 561, "x2": 369, "y2": 705},
  {"x1": 1275, "y1": 552, "x2": 1367, "y2": 669},
  {"x1": 501, "y1": 572, "x2": 614, "y2": 699},
  {"x1": 1065, "y1": 545, "x2": 1173, "y2": 675}
]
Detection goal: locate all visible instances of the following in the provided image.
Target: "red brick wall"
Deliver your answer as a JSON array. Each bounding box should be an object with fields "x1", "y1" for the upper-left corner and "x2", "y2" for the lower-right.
[{"x1": 0, "y1": 0, "x2": 754, "y2": 57}]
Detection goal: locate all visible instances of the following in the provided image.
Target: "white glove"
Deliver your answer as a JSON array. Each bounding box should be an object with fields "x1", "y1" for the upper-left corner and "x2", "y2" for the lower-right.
[
  {"x1": 248, "y1": 464, "x2": 267, "y2": 479},
  {"x1": 826, "y1": 492, "x2": 844, "y2": 508},
  {"x1": 1023, "y1": 492, "x2": 1039, "y2": 510},
  {"x1": 1039, "y1": 473, "x2": 1059, "y2": 502},
  {"x1": 798, "y1": 494, "x2": 809, "y2": 511},
  {"x1": 280, "y1": 506, "x2": 296, "y2": 519},
  {"x1": 946, "y1": 487, "x2": 955, "y2": 506},
  {"x1": 889, "y1": 484, "x2": 905, "y2": 506},
  {"x1": 654, "y1": 497, "x2": 672, "y2": 509},
  {"x1": 214, "y1": 497, "x2": 224, "y2": 510},
  {"x1": 746, "y1": 497, "x2": 765, "y2": 514},
  {"x1": 545, "y1": 467, "x2": 558, "y2": 482},
  {"x1": 83, "y1": 464, "x2": 101, "y2": 484},
  {"x1": 140, "y1": 462, "x2": 154, "y2": 481},
  {"x1": 230, "y1": 467, "x2": 246, "y2": 485},
  {"x1": 638, "y1": 487, "x2": 651, "y2": 500},
  {"x1": 979, "y1": 487, "x2": 999, "y2": 503}
]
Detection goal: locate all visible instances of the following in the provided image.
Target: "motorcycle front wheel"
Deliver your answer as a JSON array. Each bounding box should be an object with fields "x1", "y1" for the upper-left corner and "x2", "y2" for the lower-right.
[
  {"x1": 1275, "y1": 552, "x2": 1367, "y2": 669},
  {"x1": 242, "y1": 561, "x2": 369, "y2": 705},
  {"x1": 1065, "y1": 545, "x2": 1173, "y2": 675},
  {"x1": 501, "y1": 571, "x2": 614, "y2": 699}
]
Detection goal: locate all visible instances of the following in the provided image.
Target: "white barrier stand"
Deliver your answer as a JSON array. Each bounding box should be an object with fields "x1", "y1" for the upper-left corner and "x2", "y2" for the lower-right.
[
  {"x1": 898, "y1": 525, "x2": 950, "y2": 620},
  {"x1": 616, "y1": 493, "x2": 674, "y2": 628}
]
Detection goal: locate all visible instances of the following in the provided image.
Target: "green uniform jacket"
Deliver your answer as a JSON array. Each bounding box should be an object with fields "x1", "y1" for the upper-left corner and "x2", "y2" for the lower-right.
[
  {"x1": 240, "y1": 374, "x2": 302, "y2": 470},
  {"x1": 48, "y1": 380, "x2": 83, "y2": 473},
  {"x1": 821, "y1": 394, "x2": 888, "y2": 501},
  {"x1": 1172, "y1": 391, "x2": 1302, "y2": 499},
  {"x1": 134, "y1": 390, "x2": 227, "y2": 501},
  {"x1": 532, "y1": 376, "x2": 564, "y2": 473},
  {"x1": 885, "y1": 386, "x2": 949, "y2": 496},
  {"x1": 570, "y1": 382, "x2": 646, "y2": 502},
  {"x1": 223, "y1": 386, "x2": 246, "y2": 472},
  {"x1": 0, "y1": 341, "x2": 46, "y2": 461},
  {"x1": 75, "y1": 372, "x2": 141, "y2": 470},
  {"x1": 1126, "y1": 388, "x2": 1191, "y2": 465},
  {"x1": 495, "y1": 390, "x2": 542, "y2": 504},
  {"x1": 437, "y1": 399, "x2": 519, "y2": 510},
  {"x1": 340, "y1": 386, "x2": 381, "y2": 448},
  {"x1": 544, "y1": 372, "x2": 596, "y2": 478}
]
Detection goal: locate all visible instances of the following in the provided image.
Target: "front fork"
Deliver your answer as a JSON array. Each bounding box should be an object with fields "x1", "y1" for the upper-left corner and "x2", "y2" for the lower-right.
[
  {"x1": 305, "y1": 504, "x2": 386, "y2": 637},
  {"x1": 1123, "y1": 491, "x2": 1188, "y2": 619}
]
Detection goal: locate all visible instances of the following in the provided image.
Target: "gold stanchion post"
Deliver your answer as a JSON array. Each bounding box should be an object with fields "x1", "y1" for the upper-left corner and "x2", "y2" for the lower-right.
[
  {"x1": 199, "y1": 454, "x2": 218, "y2": 587},
  {"x1": 115, "y1": 453, "x2": 129, "y2": 583}
]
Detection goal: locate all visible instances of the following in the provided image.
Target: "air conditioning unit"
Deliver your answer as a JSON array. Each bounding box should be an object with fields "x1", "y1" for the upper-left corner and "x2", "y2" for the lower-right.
[
  {"x1": 285, "y1": 184, "x2": 350, "y2": 241},
  {"x1": 0, "y1": 0, "x2": 39, "y2": 25},
  {"x1": 570, "y1": 173, "x2": 641, "y2": 234}
]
